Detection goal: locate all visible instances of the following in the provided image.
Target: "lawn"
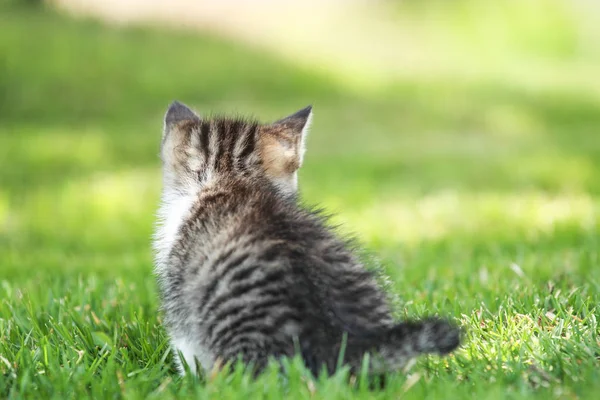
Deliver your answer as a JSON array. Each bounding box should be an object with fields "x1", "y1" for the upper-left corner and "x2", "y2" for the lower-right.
[{"x1": 1, "y1": 1, "x2": 599, "y2": 399}]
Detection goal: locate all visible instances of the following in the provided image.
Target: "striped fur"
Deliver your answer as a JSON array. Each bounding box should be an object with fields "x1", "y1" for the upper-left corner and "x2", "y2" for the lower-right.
[{"x1": 154, "y1": 102, "x2": 460, "y2": 377}]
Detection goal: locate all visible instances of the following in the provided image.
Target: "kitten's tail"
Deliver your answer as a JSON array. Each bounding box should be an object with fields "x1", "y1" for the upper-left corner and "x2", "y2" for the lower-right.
[{"x1": 344, "y1": 318, "x2": 461, "y2": 373}]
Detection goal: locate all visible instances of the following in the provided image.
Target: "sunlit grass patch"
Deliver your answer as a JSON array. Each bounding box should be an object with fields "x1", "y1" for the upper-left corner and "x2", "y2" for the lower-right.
[
  {"x1": 2, "y1": 168, "x2": 158, "y2": 244},
  {"x1": 459, "y1": 288, "x2": 599, "y2": 376},
  {"x1": 327, "y1": 191, "x2": 597, "y2": 246}
]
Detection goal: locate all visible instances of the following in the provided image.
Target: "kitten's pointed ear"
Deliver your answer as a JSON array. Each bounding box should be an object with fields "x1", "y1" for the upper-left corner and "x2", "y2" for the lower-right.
[
  {"x1": 273, "y1": 105, "x2": 313, "y2": 138},
  {"x1": 259, "y1": 106, "x2": 313, "y2": 194},
  {"x1": 164, "y1": 101, "x2": 200, "y2": 129}
]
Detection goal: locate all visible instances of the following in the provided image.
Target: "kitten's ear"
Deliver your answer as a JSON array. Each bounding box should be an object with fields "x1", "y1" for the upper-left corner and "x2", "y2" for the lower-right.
[
  {"x1": 161, "y1": 101, "x2": 201, "y2": 165},
  {"x1": 272, "y1": 105, "x2": 313, "y2": 140},
  {"x1": 259, "y1": 106, "x2": 313, "y2": 194},
  {"x1": 164, "y1": 101, "x2": 200, "y2": 130}
]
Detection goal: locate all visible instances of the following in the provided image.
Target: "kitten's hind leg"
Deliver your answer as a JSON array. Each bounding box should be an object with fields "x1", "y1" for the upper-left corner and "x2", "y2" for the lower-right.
[{"x1": 217, "y1": 337, "x2": 276, "y2": 376}]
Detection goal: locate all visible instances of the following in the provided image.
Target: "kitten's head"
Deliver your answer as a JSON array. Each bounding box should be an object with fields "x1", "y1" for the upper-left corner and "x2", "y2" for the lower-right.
[{"x1": 160, "y1": 101, "x2": 312, "y2": 196}]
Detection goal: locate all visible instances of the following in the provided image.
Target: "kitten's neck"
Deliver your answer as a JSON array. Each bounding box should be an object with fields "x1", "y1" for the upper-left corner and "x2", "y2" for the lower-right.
[{"x1": 153, "y1": 176, "x2": 298, "y2": 275}]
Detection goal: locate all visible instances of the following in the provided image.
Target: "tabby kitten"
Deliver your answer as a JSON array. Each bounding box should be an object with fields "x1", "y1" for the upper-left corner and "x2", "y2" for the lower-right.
[{"x1": 154, "y1": 101, "x2": 460, "y2": 377}]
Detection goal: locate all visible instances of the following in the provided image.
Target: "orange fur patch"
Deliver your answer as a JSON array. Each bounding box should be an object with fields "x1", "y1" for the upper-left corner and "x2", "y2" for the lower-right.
[{"x1": 259, "y1": 127, "x2": 301, "y2": 178}]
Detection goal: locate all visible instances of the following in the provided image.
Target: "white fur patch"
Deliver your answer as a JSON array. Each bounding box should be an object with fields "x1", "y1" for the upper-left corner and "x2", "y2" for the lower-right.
[
  {"x1": 172, "y1": 336, "x2": 214, "y2": 375},
  {"x1": 153, "y1": 189, "x2": 196, "y2": 274}
]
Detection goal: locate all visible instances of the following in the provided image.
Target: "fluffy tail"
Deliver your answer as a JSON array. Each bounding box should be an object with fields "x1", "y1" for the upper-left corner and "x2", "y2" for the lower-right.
[{"x1": 342, "y1": 318, "x2": 461, "y2": 374}]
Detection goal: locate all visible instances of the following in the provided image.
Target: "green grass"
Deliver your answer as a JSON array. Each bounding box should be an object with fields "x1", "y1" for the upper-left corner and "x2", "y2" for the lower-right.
[{"x1": 1, "y1": 2, "x2": 599, "y2": 399}]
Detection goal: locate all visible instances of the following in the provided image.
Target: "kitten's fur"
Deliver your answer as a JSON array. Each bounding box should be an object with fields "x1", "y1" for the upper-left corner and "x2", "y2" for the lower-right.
[{"x1": 154, "y1": 102, "x2": 460, "y2": 377}]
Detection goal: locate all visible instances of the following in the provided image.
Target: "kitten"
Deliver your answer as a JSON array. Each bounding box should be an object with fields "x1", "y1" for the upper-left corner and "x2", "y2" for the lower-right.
[{"x1": 154, "y1": 101, "x2": 460, "y2": 377}]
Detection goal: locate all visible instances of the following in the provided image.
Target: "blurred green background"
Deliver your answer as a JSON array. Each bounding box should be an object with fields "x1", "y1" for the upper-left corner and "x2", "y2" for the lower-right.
[
  {"x1": 1, "y1": 0, "x2": 599, "y2": 397},
  {"x1": 2, "y1": 0, "x2": 599, "y2": 278}
]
